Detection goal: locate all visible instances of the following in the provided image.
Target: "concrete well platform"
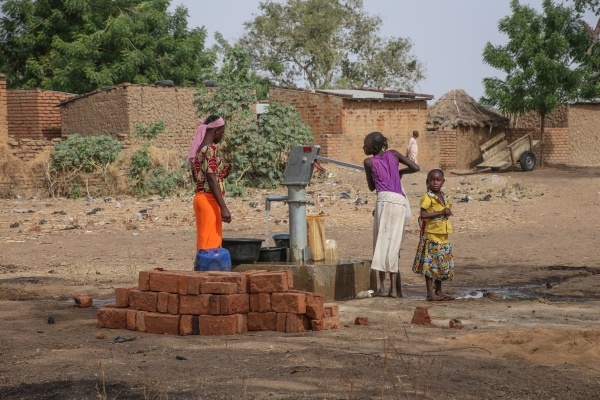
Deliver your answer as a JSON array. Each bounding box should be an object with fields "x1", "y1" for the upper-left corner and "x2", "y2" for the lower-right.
[{"x1": 233, "y1": 260, "x2": 372, "y2": 301}]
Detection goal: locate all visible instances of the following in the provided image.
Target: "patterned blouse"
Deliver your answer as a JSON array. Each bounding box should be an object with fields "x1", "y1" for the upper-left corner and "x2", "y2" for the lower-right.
[{"x1": 193, "y1": 145, "x2": 226, "y2": 197}]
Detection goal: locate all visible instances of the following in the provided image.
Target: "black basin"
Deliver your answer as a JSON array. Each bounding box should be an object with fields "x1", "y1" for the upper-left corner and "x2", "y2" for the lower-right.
[
  {"x1": 272, "y1": 233, "x2": 290, "y2": 248},
  {"x1": 221, "y1": 238, "x2": 263, "y2": 265},
  {"x1": 258, "y1": 247, "x2": 287, "y2": 262}
]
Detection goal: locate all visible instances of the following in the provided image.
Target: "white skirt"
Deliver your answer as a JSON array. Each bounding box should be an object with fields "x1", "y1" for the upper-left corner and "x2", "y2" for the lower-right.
[{"x1": 371, "y1": 191, "x2": 408, "y2": 273}]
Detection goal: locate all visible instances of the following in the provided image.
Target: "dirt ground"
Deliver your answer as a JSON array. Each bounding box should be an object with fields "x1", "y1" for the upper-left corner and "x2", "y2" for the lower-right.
[{"x1": 1, "y1": 164, "x2": 600, "y2": 400}]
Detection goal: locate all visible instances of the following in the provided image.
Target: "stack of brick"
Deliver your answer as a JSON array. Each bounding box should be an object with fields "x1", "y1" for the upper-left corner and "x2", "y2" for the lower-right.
[{"x1": 97, "y1": 269, "x2": 341, "y2": 336}]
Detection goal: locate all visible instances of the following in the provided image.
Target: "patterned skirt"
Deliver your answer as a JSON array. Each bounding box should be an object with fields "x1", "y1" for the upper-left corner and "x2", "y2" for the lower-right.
[{"x1": 412, "y1": 236, "x2": 454, "y2": 281}]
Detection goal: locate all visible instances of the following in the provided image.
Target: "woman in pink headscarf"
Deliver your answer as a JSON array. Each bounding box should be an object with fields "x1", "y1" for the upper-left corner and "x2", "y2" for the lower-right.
[{"x1": 189, "y1": 115, "x2": 231, "y2": 250}]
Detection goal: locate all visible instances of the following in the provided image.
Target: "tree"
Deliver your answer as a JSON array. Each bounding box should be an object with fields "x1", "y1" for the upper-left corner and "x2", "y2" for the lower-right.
[
  {"x1": 0, "y1": 0, "x2": 215, "y2": 93},
  {"x1": 209, "y1": 32, "x2": 271, "y2": 100},
  {"x1": 194, "y1": 82, "x2": 313, "y2": 194},
  {"x1": 241, "y1": 0, "x2": 424, "y2": 90},
  {"x1": 482, "y1": 0, "x2": 600, "y2": 166}
]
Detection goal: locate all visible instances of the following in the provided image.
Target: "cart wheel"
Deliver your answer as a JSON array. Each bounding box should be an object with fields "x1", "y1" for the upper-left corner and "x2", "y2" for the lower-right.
[{"x1": 519, "y1": 151, "x2": 536, "y2": 171}]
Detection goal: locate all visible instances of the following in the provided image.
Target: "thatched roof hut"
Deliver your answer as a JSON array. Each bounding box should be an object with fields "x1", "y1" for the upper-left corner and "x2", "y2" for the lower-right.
[{"x1": 427, "y1": 89, "x2": 509, "y2": 130}]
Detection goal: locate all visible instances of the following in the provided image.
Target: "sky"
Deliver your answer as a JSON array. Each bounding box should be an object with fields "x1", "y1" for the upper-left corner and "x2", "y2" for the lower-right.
[{"x1": 170, "y1": 0, "x2": 590, "y2": 103}]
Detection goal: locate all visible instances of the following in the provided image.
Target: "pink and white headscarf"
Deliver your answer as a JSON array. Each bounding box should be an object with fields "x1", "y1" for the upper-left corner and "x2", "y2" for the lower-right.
[{"x1": 187, "y1": 117, "x2": 225, "y2": 163}]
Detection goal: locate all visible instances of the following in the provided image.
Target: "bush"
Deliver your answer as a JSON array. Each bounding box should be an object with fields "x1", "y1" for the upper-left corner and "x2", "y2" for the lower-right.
[
  {"x1": 51, "y1": 134, "x2": 123, "y2": 173},
  {"x1": 194, "y1": 83, "x2": 313, "y2": 194}
]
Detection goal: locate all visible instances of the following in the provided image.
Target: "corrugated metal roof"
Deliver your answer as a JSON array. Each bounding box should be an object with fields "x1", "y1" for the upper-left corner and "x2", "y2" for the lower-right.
[{"x1": 315, "y1": 88, "x2": 433, "y2": 101}]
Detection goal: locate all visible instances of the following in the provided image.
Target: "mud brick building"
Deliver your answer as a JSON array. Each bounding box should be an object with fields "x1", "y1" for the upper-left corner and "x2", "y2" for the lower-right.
[
  {"x1": 0, "y1": 75, "x2": 75, "y2": 162},
  {"x1": 510, "y1": 102, "x2": 600, "y2": 166},
  {"x1": 427, "y1": 89, "x2": 509, "y2": 170},
  {"x1": 269, "y1": 86, "x2": 436, "y2": 168},
  {"x1": 0, "y1": 75, "x2": 7, "y2": 145},
  {"x1": 59, "y1": 83, "x2": 199, "y2": 157}
]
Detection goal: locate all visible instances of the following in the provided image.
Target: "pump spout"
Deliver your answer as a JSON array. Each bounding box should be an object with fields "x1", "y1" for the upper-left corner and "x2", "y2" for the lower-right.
[{"x1": 265, "y1": 195, "x2": 288, "y2": 211}]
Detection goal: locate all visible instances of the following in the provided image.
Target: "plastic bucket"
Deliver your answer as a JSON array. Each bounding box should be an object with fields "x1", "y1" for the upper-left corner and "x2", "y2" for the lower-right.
[{"x1": 194, "y1": 248, "x2": 232, "y2": 272}]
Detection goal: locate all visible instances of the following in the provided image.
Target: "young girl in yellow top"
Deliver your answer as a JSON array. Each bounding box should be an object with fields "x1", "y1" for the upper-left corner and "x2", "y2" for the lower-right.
[{"x1": 412, "y1": 169, "x2": 455, "y2": 301}]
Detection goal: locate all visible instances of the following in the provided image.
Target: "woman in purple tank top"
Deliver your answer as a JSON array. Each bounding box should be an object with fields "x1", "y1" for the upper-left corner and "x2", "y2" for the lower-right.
[{"x1": 363, "y1": 131, "x2": 420, "y2": 297}]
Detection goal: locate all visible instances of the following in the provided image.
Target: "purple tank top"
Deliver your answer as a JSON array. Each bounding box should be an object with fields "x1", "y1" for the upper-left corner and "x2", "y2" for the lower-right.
[{"x1": 371, "y1": 151, "x2": 405, "y2": 196}]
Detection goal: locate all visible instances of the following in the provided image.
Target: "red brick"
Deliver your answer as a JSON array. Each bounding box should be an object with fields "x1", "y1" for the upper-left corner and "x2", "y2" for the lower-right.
[
  {"x1": 73, "y1": 295, "x2": 93, "y2": 308},
  {"x1": 271, "y1": 293, "x2": 306, "y2": 314},
  {"x1": 236, "y1": 314, "x2": 248, "y2": 334},
  {"x1": 115, "y1": 286, "x2": 136, "y2": 307},
  {"x1": 157, "y1": 292, "x2": 169, "y2": 313},
  {"x1": 180, "y1": 315, "x2": 200, "y2": 335},
  {"x1": 129, "y1": 290, "x2": 158, "y2": 312},
  {"x1": 103, "y1": 303, "x2": 117, "y2": 308},
  {"x1": 323, "y1": 317, "x2": 341, "y2": 330},
  {"x1": 247, "y1": 312, "x2": 277, "y2": 331},
  {"x1": 97, "y1": 308, "x2": 128, "y2": 329},
  {"x1": 178, "y1": 272, "x2": 208, "y2": 295},
  {"x1": 249, "y1": 272, "x2": 289, "y2": 293},
  {"x1": 306, "y1": 293, "x2": 324, "y2": 320},
  {"x1": 144, "y1": 312, "x2": 180, "y2": 335},
  {"x1": 324, "y1": 304, "x2": 339, "y2": 318},
  {"x1": 136, "y1": 311, "x2": 147, "y2": 332},
  {"x1": 220, "y1": 294, "x2": 249, "y2": 315},
  {"x1": 411, "y1": 307, "x2": 432, "y2": 325},
  {"x1": 138, "y1": 270, "x2": 151, "y2": 291},
  {"x1": 179, "y1": 294, "x2": 211, "y2": 315},
  {"x1": 276, "y1": 313, "x2": 287, "y2": 332},
  {"x1": 354, "y1": 316, "x2": 369, "y2": 325},
  {"x1": 167, "y1": 293, "x2": 179, "y2": 315},
  {"x1": 311, "y1": 319, "x2": 324, "y2": 331},
  {"x1": 249, "y1": 293, "x2": 272, "y2": 312},
  {"x1": 126, "y1": 310, "x2": 137, "y2": 331},
  {"x1": 149, "y1": 271, "x2": 180, "y2": 293},
  {"x1": 209, "y1": 295, "x2": 221, "y2": 315},
  {"x1": 200, "y1": 282, "x2": 238, "y2": 295},
  {"x1": 285, "y1": 313, "x2": 311, "y2": 333},
  {"x1": 212, "y1": 274, "x2": 247, "y2": 293},
  {"x1": 186, "y1": 274, "x2": 211, "y2": 295},
  {"x1": 199, "y1": 315, "x2": 238, "y2": 335}
]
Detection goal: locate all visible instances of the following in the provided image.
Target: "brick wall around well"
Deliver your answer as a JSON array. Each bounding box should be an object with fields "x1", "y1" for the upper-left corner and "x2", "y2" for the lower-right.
[
  {"x1": 567, "y1": 104, "x2": 600, "y2": 166},
  {"x1": 7, "y1": 89, "x2": 75, "y2": 162}
]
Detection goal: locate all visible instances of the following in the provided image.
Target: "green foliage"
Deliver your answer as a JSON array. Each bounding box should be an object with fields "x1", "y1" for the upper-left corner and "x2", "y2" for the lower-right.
[
  {"x1": 482, "y1": 0, "x2": 599, "y2": 115},
  {"x1": 0, "y1": 0, "x2": 216, "y2": 92},
  {"x1": 482, "y1": 0, "x2": 600, "y2": 165},
  {"x1": 194, "y1": 83, "x2": 313, "y2": 194},
  {"x1": 133, "y1": 120, "x2": 166, "y2": 142},
  {"x1": 207, "y1": 32, "x2": 272, "y2": 100},
  {"x1": 573, "y1": 0, "x2": 600, "y2": 14},
  {"x1": 241, "y1": 0, "x2": 424, "y2": 90},
  {"x1": 127, "y1": 119, "x2": 185, "y2": 196},
  {"x1": 249, "y1": 102, "x2": 313, "y2": 187},
  {"x1": 51, "y1": 134, "x2": 123, "y2": 173}
]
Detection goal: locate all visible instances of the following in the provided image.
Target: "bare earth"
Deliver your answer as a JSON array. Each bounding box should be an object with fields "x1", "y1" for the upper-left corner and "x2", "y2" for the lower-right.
[{"x1": 1, "y1": 165, "x2": 599, "y2": 400}]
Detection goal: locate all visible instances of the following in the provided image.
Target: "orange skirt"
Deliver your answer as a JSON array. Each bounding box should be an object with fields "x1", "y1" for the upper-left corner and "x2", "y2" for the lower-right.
[{"x1": 193, "y1": 192, "x2": 222, "y2": 251}]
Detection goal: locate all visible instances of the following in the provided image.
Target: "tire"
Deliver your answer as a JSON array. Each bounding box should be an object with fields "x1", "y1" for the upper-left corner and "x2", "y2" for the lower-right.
[{"x1": 519, "y1": 151, "x2": 536, "y2": 171}]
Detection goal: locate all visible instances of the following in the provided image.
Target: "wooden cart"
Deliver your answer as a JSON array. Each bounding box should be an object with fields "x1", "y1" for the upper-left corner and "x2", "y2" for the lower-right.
[{"x1": 476, "y1": 132, "x2": 540, "y2": 172}]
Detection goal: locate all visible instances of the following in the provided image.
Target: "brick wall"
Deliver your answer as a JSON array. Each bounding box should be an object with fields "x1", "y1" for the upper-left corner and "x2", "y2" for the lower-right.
[
  {"x1": 339, "y1": 99, "x2": 429, "y2": 166},
  {"x1": 511, "y1": 105, "x2": 568, "y2": 129},
  {"x1": 567, "y1": 104, "x2": 600, "y2": 166},
  {"x1": 6, "y1": 89, "x2": 74, "y2": 161},
  {"x1": 269, "y1": 87, "x2": 342, "y2": 157},
  {"x1": 438, "y1": 130, "x2": 457, "y2": 170},
  {"x1": 269, "y1": 87, "x2": 433, "y2": 167},
  {"x1": 61, "y1": 84, "x2": 199, "y2": 159},
  {"x1": 0, "y1": 75, "x2": 7, "y2": 145}
]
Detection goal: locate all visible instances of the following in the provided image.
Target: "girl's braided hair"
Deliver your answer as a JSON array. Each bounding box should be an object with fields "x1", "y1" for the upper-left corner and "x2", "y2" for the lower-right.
[
  {"x1": 205, "y1": 115, "x2": 221, "y2": 124},
  {"x1": 365, "y1": 131, "x2": 388, "y2": 154}
]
